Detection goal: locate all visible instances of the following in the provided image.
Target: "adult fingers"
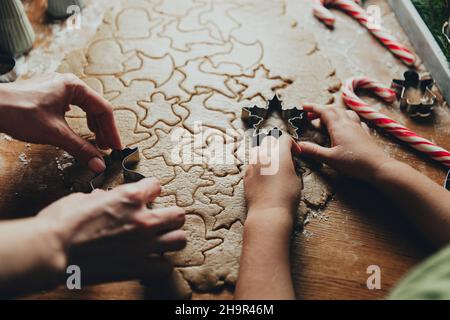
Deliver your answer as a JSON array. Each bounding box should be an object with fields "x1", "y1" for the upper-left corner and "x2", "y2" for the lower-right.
[
  {"x1": 87, "y1": 114, "x2": 109, "y2": 150},
  {"x1": 114, "y1": 177, "x2": 162, "y2": 205},
  {"x1": 148, "y1": 229, "x2": 188, "y2": 253},
  {"x1": 55, "y1": 120, "x2": 106, "y2": 173},
  {"x1": 134, "y1": 206, "x2": 186, "y2": 235},
  {"x1": 62, "y1": 73, "x2": 122, "y2": 150}
]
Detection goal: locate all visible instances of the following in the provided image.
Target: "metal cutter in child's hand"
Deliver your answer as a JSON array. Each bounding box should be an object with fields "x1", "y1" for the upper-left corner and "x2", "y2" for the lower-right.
[{"x1": 241, "y1": 94, "x2": 308, "y2": 141}]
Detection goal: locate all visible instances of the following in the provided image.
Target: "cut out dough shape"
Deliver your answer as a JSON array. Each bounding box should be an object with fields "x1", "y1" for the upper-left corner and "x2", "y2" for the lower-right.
[
  {"x1": 179, "y1": 221, "x2": 243, "y2": 291},
  {"x1": 84, "y1": 39, "x2": 130, "y2": 75},
  {"x1": 233, "y1": 64, "x2": 292, "y2": 101},
  {"x1": 142, "y1": 127, "x2": 193, "y2": 166},
  {"x1": 209, "y1": 179, "x2": 246, "y2": 230},
  {"x1": 177, "y1": 59, "x2": 236, "y2": 98},
  {"x1": 185, "y1": 200, "x2": 222, "y2": 232},
  {"x1": 199, "y1": 2, "x2": 241, "y2": 41},
  {"x1": 155, "y1": 69, "x2": 191, "y2": 102},
  {"x1": 154, "y1": 0, "x2": 200, "y2": 17},
  {"x1": 203, "y1": 91, "x2": 256, "y2": 118},
  {"x1": 108, "y1": 80, "x2": 156, "y2": 121},
  {"x1": 168, "y1": 214, "x2": 222, "y2": 267},
  {"x1": 115, "y1": 7, "x2": 163, "y2": 39},
  {"x1": 114, "y1": 109, "x2": 151, "y2": 146},
  {"x1": 159, "y1": 19, "x2": 222, "y2": 52},
  {"x1": 120, "y1": 53, "x2": 175, "y2": 87},
  {"x1": 133, "y1": 155, "x2": 175, "y2": 185},
  {"x1": 175, "y1": 92, "x2": 236, "y2": 135},
  {"x1": 118, "y1": 25, "x2": 172, "y2": 58},
  {"x1": 140, "y1": 92, "x2": 182, "y2": 129},
  {"x1": 194, "y1": 134, "x2": 241, "y2": 176},
  {"x1": 195, "y1": 171, "x2": 242, "y2": 206},
  {"x1": 208, "y1": 37, "x2": 264, "y2": 73},
  {"x1": 161, "y1": 166, "x2": 214, "y2": 207}
]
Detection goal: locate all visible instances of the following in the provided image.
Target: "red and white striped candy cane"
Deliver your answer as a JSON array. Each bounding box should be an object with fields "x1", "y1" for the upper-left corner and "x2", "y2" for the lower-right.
[
  {"x1": 313, "y1": 0, "x2": 416, "y2": 66},
  {"x1": 342, "y1": 77, "x2": 450, "y2": 167}
]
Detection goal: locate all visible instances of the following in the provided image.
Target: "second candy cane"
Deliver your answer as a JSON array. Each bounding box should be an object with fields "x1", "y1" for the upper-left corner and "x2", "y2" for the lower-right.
[
  {"x1": 342, "y1": 77, "x2": 450, "y2": 167},
  {"x1": 313, "y1": 0, "x2": 416, "y2": 66}
]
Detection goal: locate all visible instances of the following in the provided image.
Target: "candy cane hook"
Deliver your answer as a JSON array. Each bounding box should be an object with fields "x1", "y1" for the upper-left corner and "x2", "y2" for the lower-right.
[
  {"x1": 342, "y1": 77, "x2": 450, "y2": 167},
  {"x1": 313, "y1": 0, "x2": 416, "y2": 66}
]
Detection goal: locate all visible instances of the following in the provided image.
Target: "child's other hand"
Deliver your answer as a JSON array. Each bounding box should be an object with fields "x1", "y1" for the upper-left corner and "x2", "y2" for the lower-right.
[
  {"x1": 299, "y1": 104, "x2": 396, "y2": 181},
  {"x1": 244, "y1": 134, "x2": 302, "y2": 227}
]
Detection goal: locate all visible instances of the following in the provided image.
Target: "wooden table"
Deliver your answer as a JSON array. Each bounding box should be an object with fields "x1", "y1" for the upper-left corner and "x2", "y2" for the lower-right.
[{"x1": 1, "y1": 0, "x2": 448, "y2": 300}]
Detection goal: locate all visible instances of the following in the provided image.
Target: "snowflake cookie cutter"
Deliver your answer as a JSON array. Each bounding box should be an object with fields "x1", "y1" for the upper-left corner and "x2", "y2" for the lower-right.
[
  {"x1": 391, "y1": 70, "x2": 436, "y2": 119},
  {"x1": 241, "y1": 94, "x2": 308, "y2": 140},
  {"x1": 251, "y1": 127, "x2": 283, "y2": 147},
  {"x1": 90, "y1": 147, "x2": 145, "y2": 190}
]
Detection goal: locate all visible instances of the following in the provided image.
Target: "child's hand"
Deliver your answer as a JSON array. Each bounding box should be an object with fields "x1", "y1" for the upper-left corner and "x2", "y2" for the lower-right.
[
  {"x1": 299, "y1": 104, "x2": 396, "y2": 181},
  {"x1": 238, "y1": 134, "x2": 300, "y2": 300},
  {"x1": 244, "y1": 134, "x2": 302, "y2": 227}
]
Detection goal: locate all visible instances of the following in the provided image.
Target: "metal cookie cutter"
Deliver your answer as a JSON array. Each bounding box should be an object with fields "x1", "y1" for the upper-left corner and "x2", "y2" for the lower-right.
[
  {"x1": 392, "y1": 70, "x2": 436, "y2": 119},
  {"x1": 90, "y1": 147, "x2": 145, "y2": 190},
  {"x1": 251, "y1": 127, "x2": 283, "y2": 147},
  {"x1": 241, "y1": 94, "x2": 308, "y2": 140},
  {"x1": 443, "y1": 19, "x2": 450, "y2": 47}
]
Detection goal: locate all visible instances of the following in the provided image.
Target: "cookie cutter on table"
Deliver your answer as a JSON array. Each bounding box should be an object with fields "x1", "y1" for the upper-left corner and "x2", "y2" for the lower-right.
[
  {"x1": 391, "y1": 70, "x2": 436, "y2": 119},
  {"x1": 442, "y1": 20, "x2": 450, "y2": 47},
  {"x1": 241, "y1": 94, "x2": 308, "y2": 140},
  {"x1": 90, "y1": 147, "x2": 145, "y2": 191}
]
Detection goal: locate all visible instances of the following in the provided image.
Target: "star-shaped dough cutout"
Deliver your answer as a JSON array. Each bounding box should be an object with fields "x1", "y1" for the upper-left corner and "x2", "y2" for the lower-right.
[
  {"x1": 162, "y1": 166, "x2": 214, "y2": 206},
  {"x1": 209, "y1": 179, "x2": 246, "y2": 230},
  {"x1": 140, "y1": 92, "x2": 182, "y2": 129},
  {"x1": 233, "y1": 64, "x2": 292, "y2": 101}
]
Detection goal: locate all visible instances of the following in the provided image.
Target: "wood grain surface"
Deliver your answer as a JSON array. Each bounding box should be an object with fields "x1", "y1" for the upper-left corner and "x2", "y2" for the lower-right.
[{"x1": 0, "y1": 0, "x2": 448, "y2": 300}]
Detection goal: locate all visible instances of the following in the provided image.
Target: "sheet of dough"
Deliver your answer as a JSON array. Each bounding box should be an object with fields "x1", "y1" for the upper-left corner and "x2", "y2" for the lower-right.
[{"x1": 59, "y1": 0, "x2": 339, "y2": 297}]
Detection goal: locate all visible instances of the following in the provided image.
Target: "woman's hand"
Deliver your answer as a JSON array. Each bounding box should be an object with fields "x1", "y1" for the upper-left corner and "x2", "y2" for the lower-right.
[
  {"x1": 0, "y1": 73, "x2": 122, "y2": 173},
  {"x1": 37, "y1": 178, "x2": 187, "y2": 283},
  {"x1": 299, "y1": 104, "x2": 397, "y2": 181},
  {"x1": 244, "y1": 134, "x2": 302, "y2": 228}
]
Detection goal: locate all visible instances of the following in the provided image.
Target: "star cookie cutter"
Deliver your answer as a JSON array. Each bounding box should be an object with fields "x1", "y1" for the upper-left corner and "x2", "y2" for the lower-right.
[
  {"x1": 251, "y1": 127, "x2": 283, "y2": 147},
  {"x1": 90, "y1": 147, "x2": 145, "y2": 190},
  {"x1": 241, "y1": 94, "x2": 308, "y2": 139},
  {"x1": 391, "y1": 70, "x2": 436, "y2": 119}
]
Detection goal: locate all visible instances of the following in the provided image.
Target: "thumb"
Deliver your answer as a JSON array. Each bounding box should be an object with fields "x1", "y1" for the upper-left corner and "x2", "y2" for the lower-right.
[
  {"x1": 298, "y1": 141, "x2": 333, "y2": 163},
  {"x1": 58, "y1": 124, "x2": 106, "y2": 173}
]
